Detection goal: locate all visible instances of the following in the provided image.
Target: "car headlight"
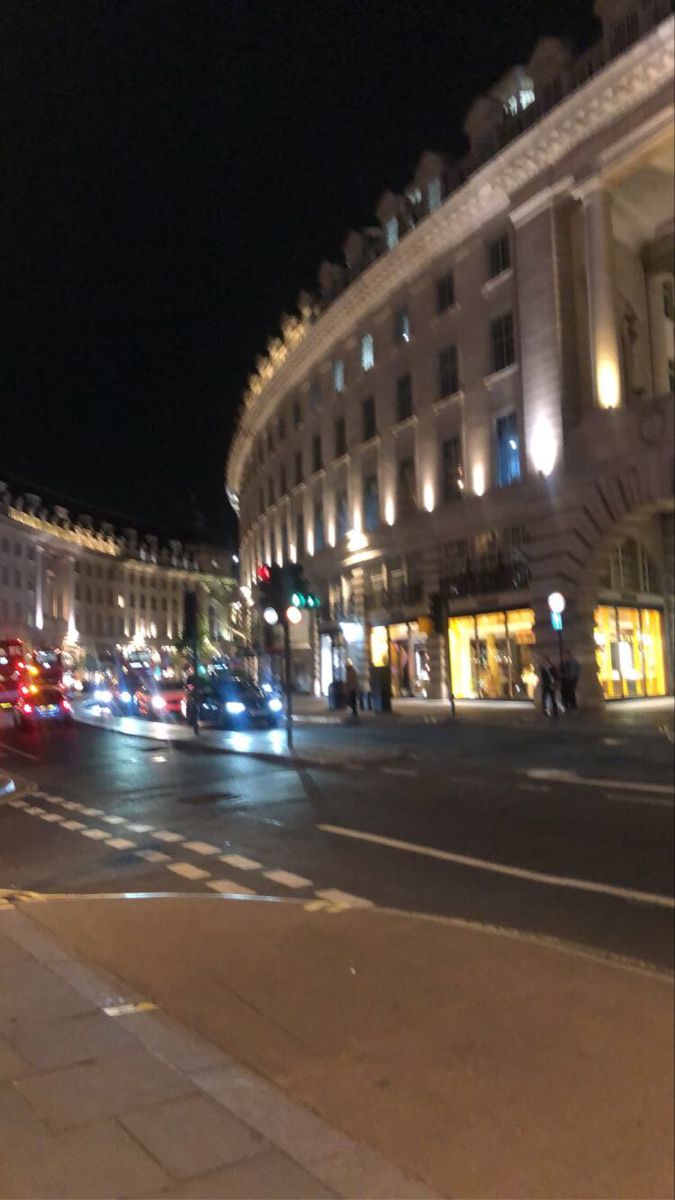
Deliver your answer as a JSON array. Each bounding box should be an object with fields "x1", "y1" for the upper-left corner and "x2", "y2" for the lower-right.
[
  {"x1": 267, "y1": 697, "x2": 283, "y2": 713},
  {"x1": 94, "y1": 688, "x2": 113, "y2": 703},
  {"x1": 225, "y1": 701, "x2": 246, "y2": 715},
  {"x1": 151, "y1": 694, "x2": 167, "y2": 710},
  {"x1": 120, "y1": 691, "x2": 132, "y2": 704}
]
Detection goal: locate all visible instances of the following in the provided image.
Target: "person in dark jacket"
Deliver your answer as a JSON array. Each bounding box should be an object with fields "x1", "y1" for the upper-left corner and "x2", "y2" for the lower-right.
[
  {"x1": 540, "y1": 657, "x2": 558, "y2": 718},
  {"x1": 560, "y1": 650, "x2": 581, "y2": 710}
]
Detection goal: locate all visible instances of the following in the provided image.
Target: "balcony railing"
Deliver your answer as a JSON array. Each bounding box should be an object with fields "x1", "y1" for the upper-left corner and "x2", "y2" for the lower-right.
[
  {"x1": 364, "y1": 581, "x2": 425, "y2": 612},
  {"x1": 441, "y1": 560, "x2": 530, "y2": 600}
]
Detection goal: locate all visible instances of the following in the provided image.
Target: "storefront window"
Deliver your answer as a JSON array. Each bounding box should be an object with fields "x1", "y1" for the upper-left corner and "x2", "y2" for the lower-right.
[
  {"x1": 594, "y1": 605, "x2": 666, "y2": 700},
  {"x1": 370, "y1": 626, "x2": 388, "y2": 668},
  {"x1": 448, "y1": 608, "x2": 535, "y2": 700}
]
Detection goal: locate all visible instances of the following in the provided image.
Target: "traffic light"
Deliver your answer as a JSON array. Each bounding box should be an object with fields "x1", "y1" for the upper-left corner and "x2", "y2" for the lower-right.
[
  {"x1": 255, "y1": 561, "x2": 320, "y2": 622},
  {"x1": 286, "y1": 562, "x2": 320, "y2": 610},
  {"x1": 429, "y1": 592, "x2": 446, "y2": 635}
]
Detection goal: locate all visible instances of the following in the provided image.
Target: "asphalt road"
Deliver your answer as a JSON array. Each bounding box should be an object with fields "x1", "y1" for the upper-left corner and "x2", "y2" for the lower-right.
[{"x1": 1, "y1": 708, "x2": 673, "y2": 970}]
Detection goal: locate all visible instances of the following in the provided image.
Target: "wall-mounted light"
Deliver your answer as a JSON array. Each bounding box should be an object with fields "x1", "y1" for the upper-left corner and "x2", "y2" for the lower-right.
[
  {"x1": 346, "y1": 529, "x2": 368, "y2": 553},
  {"x1": 306, "y1": 531, "x2": 315, "y2": 557},
  {"x1": 472, "y1": 464, "x2": 486, "y2": 497},
  {"x1": 530, "y1": 418, "x2": 558, "y2": 477},
  {"x1": 423, "y1": 482, "x2": 435, "y2": 513},
  {"x1": 384, "y1": 495, "x2": 395, "y2": 526},
  {"x1": 597, "y1": 359, "x2": 620, "y2": 409},
  {"x1": 327, "y1": 519, "x2": 336, "y2": 548}
]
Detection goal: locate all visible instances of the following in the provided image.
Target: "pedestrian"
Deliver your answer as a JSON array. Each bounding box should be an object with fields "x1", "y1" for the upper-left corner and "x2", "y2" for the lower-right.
[
  {"x1": 345, "y1": 659, "x2": 359, "y2": 718},
  {"x1": 560, "y1": 650, "x2": 581, "y2": 711},
  {"x1": 540, "y1": 656, "x2": 558, "y2": 718}
]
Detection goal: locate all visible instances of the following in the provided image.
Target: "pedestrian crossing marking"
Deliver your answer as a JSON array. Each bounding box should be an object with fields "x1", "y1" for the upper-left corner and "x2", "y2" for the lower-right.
[
  {"x1": 81, "y1": 828, "x2": 112, "y2": 841},
  {"x1": 106, "y1": 837, "x2": 136, "y2": 850},
  {"x1": 219, "y1": 854, "x2": 261, "y2": 871},
  {"x1": 207, "y1": 880, "x2": 256, "y2": 895},
  {"x1": 182, "y1": 841, "x2": 221, "y2": 856},
  {"x1": 135, "y1": 849, "x2": 171, "y2": 864},
  {"x1": 153, "y1": 830, "x2": 184, "y2": 843},
  {"x1": 263, "y1": 869, "x2": 313, "y2": 889},
  {"x1": 167, "y1": 862, "x2": 211, "y2": 881}
]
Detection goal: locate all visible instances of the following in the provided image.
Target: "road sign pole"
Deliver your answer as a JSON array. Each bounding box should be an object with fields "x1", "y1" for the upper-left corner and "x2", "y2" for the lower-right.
[{"x1": 282, "y1": 617, "x2": 293, "y2": 752}]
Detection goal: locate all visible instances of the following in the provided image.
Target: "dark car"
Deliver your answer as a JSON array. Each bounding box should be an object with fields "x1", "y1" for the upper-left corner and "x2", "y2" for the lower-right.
[
  {"x1": 185, "y1": 674, "x2": 283, "y2": 729},
  {"x1": 14, "y1": 685, "x2": 73, "y2": 731}
]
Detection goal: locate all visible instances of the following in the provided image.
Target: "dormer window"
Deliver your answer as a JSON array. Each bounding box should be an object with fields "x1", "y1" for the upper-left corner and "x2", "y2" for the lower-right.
[
  {"x1": 385, "y1": 216, "x2": 399, "y2": 250},
  {"x1": 427, "y1": 177, "x2": 442, "y2": 212},
  {"x1": 503, "y1": 88, "x2": 535, "y2": 117}
]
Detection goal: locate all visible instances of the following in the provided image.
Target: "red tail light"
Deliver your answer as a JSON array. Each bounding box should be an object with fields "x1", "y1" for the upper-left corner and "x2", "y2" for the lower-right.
[{"x1": 62, "y1": 699, "x2": 72, "y2": 712}]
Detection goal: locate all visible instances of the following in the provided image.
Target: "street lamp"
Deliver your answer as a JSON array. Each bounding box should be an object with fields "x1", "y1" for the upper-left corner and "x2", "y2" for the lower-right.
[{"x1": 547, "y1": 592, "x2": 566, "y2": 674}]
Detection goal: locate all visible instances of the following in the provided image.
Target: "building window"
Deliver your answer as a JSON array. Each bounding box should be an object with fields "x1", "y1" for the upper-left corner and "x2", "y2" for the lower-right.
[
  {"x1": 669, "y1": 358, "x2": 675, "y2": 395},
  {"x1": 496, "y1": 411, "x2": 521, "y2": 487},
  {"x1": 363, "y1": 475, "x2": 379, "y2": 532},
  {"x1": 362, "y1": 396, "x2": 376, "y2": 442},
  {"x1": 293, "y1": 400, "x2": 302, "y2": 428},
  {"x1": 314, "y1": 502, "x2": 325, "y2": 552},
  {"x1": 361, "y1": 333, "x2": 375, "y2": 372},
  {"x1": 312, "y1": 434, "x2": 323, "y2": 473},
  {"x1": 334, "y1": 416, "x2": 347, "y2": 459},
  {"x1": 309, "y1": 379, "x2": 321, "y2": 412},
  {"x1": 441, "y1": 435, "x2": 464, "y2": 500},
  {"x1": 259, "y1": 489, "x2": 264, "y2": 515},
  {"x1": 296, "y1": 512, "x2": 305, "y2": 555},
  {"x1": 333, "y1": 360, "x2": 345, "y2": 393},
  {"x1": 280, "y1": 465, "x2": 287, "y2": 496},
  {"x1": 663, "y1": 281, "x2": 675, "y2": 320},
  {"x1": 396, "y1": 374, "x2": 413, "y2": 423},
  {"x1": 278, "y1": 416, "x2": 286, "y2": 441},
  {"x1": 295, "y1": 451, "x2": 303, "y2": 486},
  {"x1": 268, "y1": 480, "x2": 275, "y2": 507},
  {"x1": 439, "y1": 344, "x2": 459, "y2": 398},
  {"x1": 336, "y1": 489, "x2": 349, "y2": 540},
  {"x1": 397, "y1": 456, "x2": 417, "y2": 513},
  {"x1": 427, "y1": 176, "x2": 442, "y2": 212},
  {"x1": 436, "y1": 271, "x2": 455, "y2": 313},
  {"x1": 385, "y1": 216, "x2": 399, "y2": 249},
  {"x1": 488, "y1": 233, "x2": 511, "y2": 279},
  {"x1": 267, "y1": 428, "x2": 274, "y2": 454},
  {"x1": 490, "y1": 312, "x2": 515, "y2": 373},
  {"x1": 393, "y1": 307, "x2": 411, "y2": 344}
]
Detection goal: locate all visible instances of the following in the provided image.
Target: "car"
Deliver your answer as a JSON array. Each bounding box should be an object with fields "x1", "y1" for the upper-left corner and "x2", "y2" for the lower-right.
[
  {"x1": 14, "y1": 685, "x2": 73, "y2": 731},
  {"x1": 135, "y1": 677, "x2": 185, "y2": 719},
  {"x1": 184, "y1": 673, "x2": 283, "y2": 729}
]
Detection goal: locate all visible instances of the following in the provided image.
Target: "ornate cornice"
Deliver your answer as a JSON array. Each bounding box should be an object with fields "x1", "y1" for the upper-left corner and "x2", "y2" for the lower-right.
[{"x1": 226, "y1": 15, "x2": 674, "y2": 501}]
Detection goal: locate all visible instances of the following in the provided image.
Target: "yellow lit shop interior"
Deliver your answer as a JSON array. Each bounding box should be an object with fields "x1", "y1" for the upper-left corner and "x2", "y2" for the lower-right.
[
  {"x1": 594, "y1": 606, "x2": 666, "y2": 699},
  {"x1": 448, "y1": 608, "x2": 538, "y2": 700}
]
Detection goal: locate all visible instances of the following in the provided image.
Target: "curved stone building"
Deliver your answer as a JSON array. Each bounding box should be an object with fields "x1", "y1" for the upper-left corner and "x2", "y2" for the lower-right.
[{"x1": 227, "y1": 0, "x2": 674, "y2": 705}]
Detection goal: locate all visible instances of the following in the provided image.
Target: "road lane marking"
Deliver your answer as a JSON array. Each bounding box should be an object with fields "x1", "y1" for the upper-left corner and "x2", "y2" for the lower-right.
[
  {"x1": 61, "y1": 820, "x2": 86, "y2": 831},
  {"x1": 167, "y1": 862, "x2": 211, "y2": 881},
  {"x1": 602, "y1": 792, "x2": 673, "y2": 809},
  {"x1": 153, "y1": 830, "x2": 184, "y2": 843},
  {"x1": 525, "y1": 768, "x2": 673, "y2": 796},
  {"x1": 318, "y1": 824, "x2": 675, "y2": 910},
  {"x1": 106, "y1": 837, "x2": 136, "y2": 850},
  {"x1": 0, "y1": 740, "x2": 41, "y2": 761},
  {"x1": 207, "y1": 880, "x2": 256, "y2": 895},
  {"x1": 80, "y1": 828, "x2": 112, "y2": 841},
  {"x1": 135, "y1": 849, "x2": 171, "y2": 864},
  {"x1": 127, "y1": 823, "x2": 154, "y2": 833},
  {"x1": 182, "y1": 841, "x2": 221, "y2": 857},
  {"x1": 263, "y1": 869, "x2": 313, "y2": 889},
  {"x1": 219, "y1": 854, "x2": 261, "y2": 871},
  {"x1": 101, "y1": 815, "x2": 126, "y2": 825},
  {"x1": 80, "y1": 807, "x2": 104, "y2": 816},
  {"x1": 62, "y1": 801, "x2": 83, "y2": 811},
  {"x1": 24, "y1": 806, "x2": 44, "y2": 815},
  {"x1": 38, "y1": 812, "x2": 63, "y2": 822},
  {"x1": 314, "y1": 887, "x2": 372, "y2": 908}
]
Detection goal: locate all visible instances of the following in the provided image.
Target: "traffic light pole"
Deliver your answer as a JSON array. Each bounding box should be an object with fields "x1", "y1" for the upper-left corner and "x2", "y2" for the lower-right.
[
  {"x1": 282, "y1": 617, "x2": 293, "y2": 752},
  {"x1": 192, "y1": 627, "x2": 200, "y2": 737}
]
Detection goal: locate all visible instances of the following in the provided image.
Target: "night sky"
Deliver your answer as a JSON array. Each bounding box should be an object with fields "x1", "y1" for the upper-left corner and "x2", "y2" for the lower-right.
[{"x1": 2, "y1": 0, "x2": 598, "y2": 547}]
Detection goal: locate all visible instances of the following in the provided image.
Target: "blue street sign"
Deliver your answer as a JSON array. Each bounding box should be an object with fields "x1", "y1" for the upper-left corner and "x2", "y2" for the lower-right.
[{"x1": 551, "y1": 611, "x2": 563, "y2": 631}]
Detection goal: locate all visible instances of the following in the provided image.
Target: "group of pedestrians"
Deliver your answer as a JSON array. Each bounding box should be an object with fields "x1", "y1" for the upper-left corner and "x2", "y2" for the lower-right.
[{"x1": 540, "y1": 650, "x2": 581, "y2": 718}]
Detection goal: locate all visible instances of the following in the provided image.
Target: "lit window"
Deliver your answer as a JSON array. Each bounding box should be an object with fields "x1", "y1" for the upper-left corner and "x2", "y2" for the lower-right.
[
  {"x1": 385, "y1": 216, "x2": 399, "y2": 249},
  {"x1": 333, "y1": 359, "x2": 345, "y2": 393},
  {"x1": 496, "y1": 412, "x2": 521, "y2": 487},
  {"x1": 394, "y1": 308, "x2": 410, "y2": 344},
  {"x1": 361, "y1": 333, "x2": 375, "y2": 372},
  {"x1": 488, "y1": 234, "x2": 511, "y2": 279},
  {"x1": 503, "y1": 88, "x2": 535, "y2": 116},
  {"x1": 436, "y1": 271, "x2": 455, "y2": 313},
  {"x1": 490, "y1": 312, "x2": 515, "y2": 373},
  {"x1": 439, "y1": 345, "x2": 459, "y2": 398},
  {"x1": 427, "y1": 177, "x2": 442, "y2": 212}
]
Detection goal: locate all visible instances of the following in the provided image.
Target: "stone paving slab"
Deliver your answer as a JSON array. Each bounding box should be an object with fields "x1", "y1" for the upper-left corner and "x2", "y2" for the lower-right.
[
  {"x1": 7, "y1": 1010, "x2": 140, "y2": 1071},
  {"x1": 120, "y1": 1093, "x2": 265, "y2": 1179},
  {"x1": 154, "y1": 1149, "x2": 338, "y2": 1199}
]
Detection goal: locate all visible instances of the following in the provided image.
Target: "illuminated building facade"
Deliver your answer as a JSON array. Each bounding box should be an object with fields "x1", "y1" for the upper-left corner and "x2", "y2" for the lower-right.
[
  {"x1": 227, "y1": 0, "x2": 674, "y2": 705},
  {"x1": 0, "y1": 483, "x2": 239, "y2": 668}
]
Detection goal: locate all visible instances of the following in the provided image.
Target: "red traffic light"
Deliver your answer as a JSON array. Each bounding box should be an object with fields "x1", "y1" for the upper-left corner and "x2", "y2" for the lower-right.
[{"x1": 257, "y1": 564, "x2": 271, "y2": 583}]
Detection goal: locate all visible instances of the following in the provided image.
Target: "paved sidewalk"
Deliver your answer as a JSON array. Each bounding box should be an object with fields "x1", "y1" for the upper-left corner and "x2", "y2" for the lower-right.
[{"x1": 0, "y1": 901, "x2": 436, "y2": 1199}]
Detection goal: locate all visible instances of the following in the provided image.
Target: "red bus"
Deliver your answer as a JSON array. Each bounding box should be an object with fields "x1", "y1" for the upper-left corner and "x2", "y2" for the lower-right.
[{"x1": 0, "y1": 639, "x2": 29, "y2": 709}]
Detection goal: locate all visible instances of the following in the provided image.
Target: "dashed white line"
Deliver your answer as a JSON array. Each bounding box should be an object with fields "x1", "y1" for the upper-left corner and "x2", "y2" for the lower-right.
[
  {"x1": 167, "y1": 862, "x2": 211, "y2": 881},
  {"x1": 135, "y1": 849, "x2": 171, "y2": 864},
  {"x1": 127, "y1": 823, "x2": 154, "y2": 833},
  {"x1": 61, "y1": 801, "x2": 82, "y2": 811},
  {"x1": 61, "y1": 820, "x2": 86, "y2": 831},
  {"x1": 318, "y1": 823, "x2": 675, "y2": 910},
  {"x1": 182, "y1": 841, "x2": 221, "y2": 857},
  {"x1": 23, "y1": 806, "x2": 44, "y2": 815},
  {"x1": 219, "y1": 854, "x2": 262, "y2": 871},
  {"x1": 315, "y1": 887, "x2": 373, "y2": 908},
  {"x1": 101, "y1": 815, "x2": 126, "y2": 825},
  {"x1": 106, "y1": 837, "x2": 136, "y2": 850},
  {"x1": 153, "y1": 830, "x2": 184, "y2": 843},
  {"x1": 263, "y1": 869, "x2": 313, "y2": 889},
  {"x1": 602, "y1": 792, "x2": 673, "y2": 809},
  {"x1": 80, "y1": 807, "x2": 104, "y2": 817},
  {"x1": 80, "y1": 828, "x2": 112, "y2": 841},
  {"x1": 7, "y1": 798, "x2": 27, "y2": 808},
  {"x1": 38, "y1": 812, "x2": 64, "y2": 822},
  {"x1": 207, "y1": 880, "x2": 257, "y2": 895},
  {"x1": 525, "y1": 768, "x2": 673, "y2": 796}
]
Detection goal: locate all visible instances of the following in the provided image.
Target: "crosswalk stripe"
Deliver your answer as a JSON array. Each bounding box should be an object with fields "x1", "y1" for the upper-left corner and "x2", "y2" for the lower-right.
[
  {"x1": 207, "y1": 880, "x2": 256, "y2": 895},
  {"x1": 127, "y1": 823, "x2": 153, "y2": 833},
  {"x1": 101, "y1": 815, "x2": 126, "y2": 825},
  {"x1": 167, "y1": 862, "x2": 211, "y2": 881},
  {"x1": 80, "y1": 807, "x2": 103, "y2": 816},
  {"x1": 263, "y1": 869, "x2": 313, "y2": 889},
  {"x1": 80, "y1": 829, "x2": 111, "y2": 841},
  {"x1": 38, "y1": 812, "x2": 63, "y2": 822},
  {"x1": 135, "y1": 849, "x2": 171, "y2": 864},
  {"x1": 61, "y1": 820, "x2": 86, "y2": 831},
  {"x1": 106, "y1": 837, "x2": 136, "y2": 850},
  {"x1": 315, "y1": 888, "x2": 372, "y2": 908},
  {"x1": 24, "y1": 806, "x2": 43, "y2": 815},
  {"x1": 182, "y1": 841, "x2": 221, "y2": 857},
  {"x1": 7, "y1": 798, "x2": 26, "y2": 808},
  {"x1": 153, "y1": 830, "x2": 184, "y2": 843},
  {"x1": 219, "y1": 854, "x2": 261, "y2": 871}
]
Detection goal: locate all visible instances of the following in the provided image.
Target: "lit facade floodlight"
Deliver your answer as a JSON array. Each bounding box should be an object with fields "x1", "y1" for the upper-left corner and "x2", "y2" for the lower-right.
[{"x1": 263, "y1": 606, "x2": 279, "y2": 625}]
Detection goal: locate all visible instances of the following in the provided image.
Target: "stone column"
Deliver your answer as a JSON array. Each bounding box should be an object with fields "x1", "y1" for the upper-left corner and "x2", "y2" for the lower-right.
[
  {"x1": 646, "y1": 271, "x2": 674, "y2": 398},
  {"x1": 348, "y1": 566, "x2": 369, "y2": 688},
  {"x1": 64, "y1": 555, "x2": 78, "y2": 644},
  {"x1": 34, "y1": 545, "x2": 45, "y2": 632},
  {"x1": 578, "y1": 179, "x2": 622, "y2": 410},
  {"x1": 427, "y1": 632, "x2": 448, "y2": 701}
]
